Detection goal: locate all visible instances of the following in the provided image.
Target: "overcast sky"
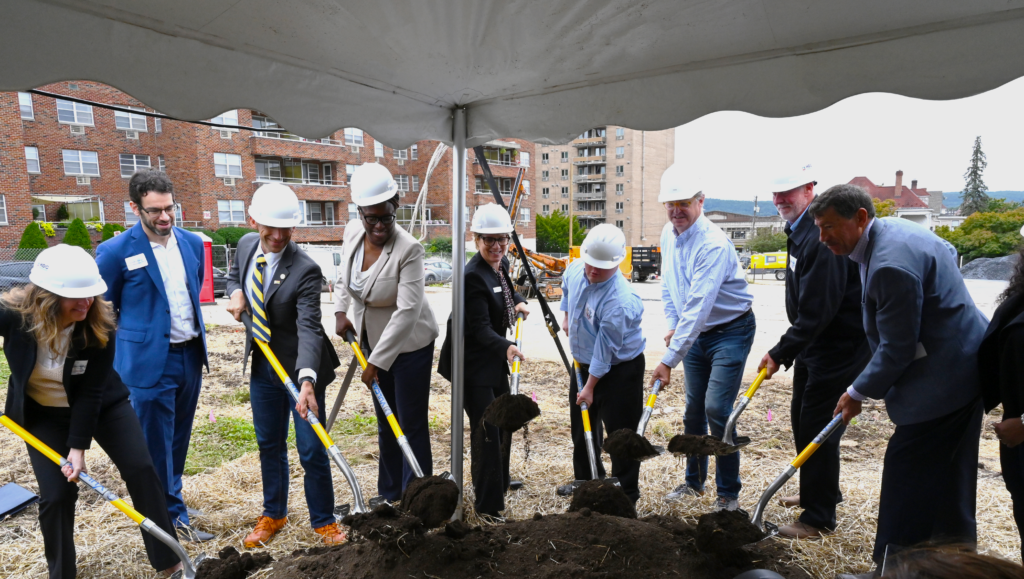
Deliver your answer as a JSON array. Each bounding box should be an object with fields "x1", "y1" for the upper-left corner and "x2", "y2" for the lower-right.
[{"x1": 674, "y1": 76, "x2": 1024, "y2": 201}]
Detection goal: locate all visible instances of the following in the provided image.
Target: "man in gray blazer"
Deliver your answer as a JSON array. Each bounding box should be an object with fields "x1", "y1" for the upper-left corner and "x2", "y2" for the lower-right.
[{"x1": 809, "y1": 184, "x2": 987, "y2": 576}]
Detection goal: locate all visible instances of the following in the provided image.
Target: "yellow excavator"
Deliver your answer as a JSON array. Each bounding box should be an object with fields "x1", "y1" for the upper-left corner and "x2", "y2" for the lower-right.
[{"x1": 509, "y1": 245, "x2": 634, "y2": 300}]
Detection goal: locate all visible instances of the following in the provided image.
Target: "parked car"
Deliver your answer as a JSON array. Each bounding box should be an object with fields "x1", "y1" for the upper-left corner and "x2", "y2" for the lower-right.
[
  {"x1": 0, "y1": 261, "x2": 33, "y2": 293},
  {"x1": 424, "y1": 260, "x2": 453, "y2": 284},
  {"x1": 211, "y1": 267, "x2": 228, "y2": 297}
]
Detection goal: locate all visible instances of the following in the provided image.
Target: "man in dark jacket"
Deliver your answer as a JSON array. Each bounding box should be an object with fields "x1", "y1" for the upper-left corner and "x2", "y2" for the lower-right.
[{"x1": 757, "y1": 170, "x2": 871, "y2": 539}]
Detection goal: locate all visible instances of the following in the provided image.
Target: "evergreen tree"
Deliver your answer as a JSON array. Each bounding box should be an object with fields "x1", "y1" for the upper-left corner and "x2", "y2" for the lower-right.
[
  {"x1": 63, "y1": 218, "x2": 94, "y2": 253},
  {"x1": 15, "y1": 222, "x2": 48, "y2": 260},
  {"x1": 536, "y1": 211, "x2": 586, "y2": 253},
  {"x1": 100, "y1": 222, "x2": 126, "y2": 242},
  {"x1": 959, "y1": 136, "x2": 990, "y2": 216}
]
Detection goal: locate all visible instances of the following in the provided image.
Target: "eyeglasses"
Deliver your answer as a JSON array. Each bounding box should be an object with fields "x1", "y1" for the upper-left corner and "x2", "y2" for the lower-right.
[
  {"x1": 481, "y1": 236, "x2": 511, "y2": 247},
  {"x1": 361, "y1": 214, "x2": 396, "y2": 225},
  {"x1": 664, "y1": 200, "x2": 696, "y2": 210},
  {"x1": 140, "y1": 205, "x2": 176, "y2": 216}
]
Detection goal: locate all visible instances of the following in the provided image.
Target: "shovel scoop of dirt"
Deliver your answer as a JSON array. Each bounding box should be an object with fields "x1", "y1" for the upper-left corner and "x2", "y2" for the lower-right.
[
  {"x1": 342, "y1": 503, "x2": 424, "y2": 540},
  {"x1": 481, "y1": 393, "x2": 541, "y2": 431},
  {"x1": 195, "y1": 546, "x2": 273, "y2": 579},
  {"x1": 401, "y1": 475, "x2": 460, "y2": 528},
  {"x1": 602, "y1": 428, "x2": 661, "y2": 461},
  {"x1": 567, "y1": 479, "x2": 637, "y2": 518},
  {"x1": 667, "y1": 434, "x2": 750, "y2": 456},
  {"x1": 694, "y1": 509, "x2": 767, "y2": 553}
]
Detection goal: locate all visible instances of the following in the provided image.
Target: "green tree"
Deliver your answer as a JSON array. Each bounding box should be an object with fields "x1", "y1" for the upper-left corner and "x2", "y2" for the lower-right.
[
  {"x1": 62, "y1": 218, "x2": 94, "y2": 253},
  {"x1": 55, "y1": 204, "x2": 69, "y2": 221},
  {"x1": 935, "y1": 207, "x2": 1024, "y2": 262},
  {"x1": 100, "y1": 222, "x2": 126, "y2": 242},
  {"x1": 536, "y1": 211, "x2": 585, "y2": 253},
  {"x1": 959, "y1": 136, "x2": 990, "y2": 216},
  {"x1": 985, "y1": 197, "x2": 1023, "y2": 213},
  {"x1": 186, "y1": 228, "x2": 226, "y2": 245},
  {"x1": 15, "y1": 222, "x2": 48, "y2": 260},
  {"x1": 746, "y1": 228, "x2": 787, "y2": 253},
  {"x1": 873, "y1": 198, "x2": 897, "y2": 218},
  {"x1": 216, "y1": 226, "x2": 256, "y2": 246},
  {"x1": 425, "y1": 236, "x2": 452, "y2": 254}
]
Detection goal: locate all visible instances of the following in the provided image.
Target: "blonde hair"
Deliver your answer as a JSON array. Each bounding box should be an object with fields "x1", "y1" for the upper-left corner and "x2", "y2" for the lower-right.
[{"x1": 1, "y1": 283, "x2": 115, "y2": 355}]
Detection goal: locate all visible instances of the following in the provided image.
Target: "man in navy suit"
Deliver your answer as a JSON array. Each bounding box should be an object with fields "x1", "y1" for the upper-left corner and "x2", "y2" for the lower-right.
[
  {"x1": 810, "y1": 184, "x2": 987, "y2": 577},
  {"x1": 96, "y1": 169, "x2": 211, "y2": 542}
]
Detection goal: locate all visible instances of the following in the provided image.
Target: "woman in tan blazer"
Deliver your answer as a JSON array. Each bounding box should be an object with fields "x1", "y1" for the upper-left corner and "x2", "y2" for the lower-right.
[{"x1": 335, "y1": 163, "x2": 439, "y2": 501}]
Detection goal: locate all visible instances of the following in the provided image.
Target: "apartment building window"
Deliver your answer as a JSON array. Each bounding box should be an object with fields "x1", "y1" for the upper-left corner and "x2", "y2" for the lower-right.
[
  {"x1": 301, "y1": 162, "x2": 320, "y2": 184},
  {"x1": 344, "y1": 128, "x2": 364, "y2": 146},
  {"x1": 349, "y1": 203, "x2": 358, "y2": 222},
  {"x1": 158, "y1": 155, "x2": 166, "y2": 172},
  {"x1": 542, "y1": 170, "x2": 549, "y2": 181},
  {"x1": 615, "y1": 183, "x2": 624, "y2": 195},
  {"x1": 62, "y1": 150, "x2": 100, "y2": 176},
  {"x1": 523, "y1": 181, "x2": 530, "y2": 195},
  {"x1": 301, "y1": 201, "x2": 336, "y2": 226},
  {"x1": 394, "y1": 148, "x2": 408, "y2": 160},
  {"x1": 541, "y1": 153, "x2": 549, "y2": 164},
  {"x1": 346, "y1": 164, "x2": 358, "y2": 183},
  {"x1": 214, "y1": 153, "x2": 242, "y2": 177},
  {"x1": 561, "y1": 187, "x2": 569, "y2": 198},
  {"x1": 374, "y1": 141, "x2": 384, "y2": 157},
  {"x1": 411, "y1": 176, "x2": 420, "y2": 193},
  {"x1": 323, "y1": 164, "x2": 333, "y2": 185},
  {"x1": 124, "y1": 201, "x2": 140, "y2": 226},
  {"x1": 56, "y1": 100, "x2": 93, "y2": 125},
  {"x1": 0, "y1": 196, "x2": 10, "y2": 225},
  {"x1": 154, "y1": 117, "x2": 162, "y2": 133},
  {"x1": 25, "y1": 147, "x2": 40, "y2": 173},
  {"x1": 542, "y1": 204, "x2": 550, "y2": 213},
  {"x1": 18, "y1": 93, "x2": 33, "y2": 120},
  {"x1": 616, "y1": 220, "x2": 624, "y2": 228},
  {"x1": 115, "y1": 106, "x2": 148, "y2": 131},
  {"x1": 410, "y1": 145, "x2": 418, "y2": 160},
  {"x1": 211, "y1": 110, "x2": 238, "y2": 126},
  {"x1": 561, "y1": 204, "x2": 569, "y2": 213},
  {"x1": 561, "y1": 169, "x2": 569, "y2": 180},
  {"x1": 616, "y1": 165, "x2": 624, "y2": 177},
  {"x1": 119, "y1": 154, "x2": 151, "y2": 177},
  {"x1": 561, "y1": 151, "x2": 569, "y2": 162},
  {"x1": 519, "y1": 208, "x2": 530, "y2": 223},
  {"x1": 395, "y1": 175, "x2": 409, "y2": 192},
  {"x1": 520, "y1": 152, "x2": 530, "y2": 167},
  {"x1": 542, "y1": 187, "x2": 549, "y2": 198},
  {"x1": 615, "y1": 146, "x2": 624, "y2": 158},
  {"x1": 616, "y1": 128, "x2": 625, "y2": 140},
  {"x1": 218, "y1": 200, "x2": 246, "y2": 223},
  {"x1": 731, "y1": 230, "x2": 746, "y2": 240},
  {"x1": 255, "y1": 159, "x2": 282, "y2": 181},
  {"x1": 615, "y1": 202, "x2": 624, "y2": 213}
]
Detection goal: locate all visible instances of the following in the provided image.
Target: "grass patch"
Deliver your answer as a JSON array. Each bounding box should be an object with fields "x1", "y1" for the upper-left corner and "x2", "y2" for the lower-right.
[
  {"x1": 331, "y1": 412, "x2": 378, "y2": 437},
  {"x1": 185, "y1": 416, "x2": 294, "y2": 475},
  {"x1": 219, "y1": 388, "x2": 251, "y2": 405},
  {"x1": 428, "y1": 414, "x2": 448, "y2": 434},
  {"x1": 0, "y1": 350, "x2": 8, "y2": 396}
]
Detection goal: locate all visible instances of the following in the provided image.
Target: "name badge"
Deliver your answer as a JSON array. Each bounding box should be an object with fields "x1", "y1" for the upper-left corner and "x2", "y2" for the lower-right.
[
  {"x1": 914, "y1": 342, "x2": 927, "y2": 361},
  {"x1": 789, "y1": 256, "x2": 797, "y2": 271},
  {"x1": 71, "y1": 360, "x2": 88, "y2": 375},
  {"x1": 584, "y1": 305, "x2": 594, "y2": 322},
  {"x1": 493, "y1": 286, "x2": 502, "y2": 293},
  {"x1": 125, "y1": 254, "x2": 148, "y2": 270}
]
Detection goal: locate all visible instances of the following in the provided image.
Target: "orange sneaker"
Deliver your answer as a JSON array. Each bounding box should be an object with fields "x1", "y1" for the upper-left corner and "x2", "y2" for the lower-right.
[
  {"x1": 243, "y1": 516, "x2": 287, "y2": 548},
  {"x1": 313, "y1": 522, "x2": 347, "y2": 545}
]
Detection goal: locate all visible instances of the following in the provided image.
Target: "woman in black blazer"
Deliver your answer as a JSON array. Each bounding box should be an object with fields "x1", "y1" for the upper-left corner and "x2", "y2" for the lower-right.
[
  {"x1": 980, "y1": 243, "x2": 1024, "y2": 560},
  {"x1": 2, "y1": 245, "x2": 181, "y2": 579},
  {"x1": 439, "y1": 204, "x2": 529, "y2": 518}
]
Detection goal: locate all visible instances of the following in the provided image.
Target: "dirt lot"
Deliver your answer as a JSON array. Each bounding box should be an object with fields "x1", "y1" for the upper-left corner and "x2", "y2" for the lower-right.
[{"x1": 0, "y1": 325, "x2": 1017, "y2": 578}]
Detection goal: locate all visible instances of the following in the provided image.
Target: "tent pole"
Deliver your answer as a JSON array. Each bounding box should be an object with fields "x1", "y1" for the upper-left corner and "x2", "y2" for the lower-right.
[{"x1": 450, "y1": 107, "x2": 467, "y2": 520}]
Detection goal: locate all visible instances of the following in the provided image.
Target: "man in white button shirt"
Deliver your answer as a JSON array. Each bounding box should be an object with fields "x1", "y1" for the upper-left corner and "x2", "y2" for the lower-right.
[{"x1": 96, "y1": 169, "x2": 211, "y2": 541}]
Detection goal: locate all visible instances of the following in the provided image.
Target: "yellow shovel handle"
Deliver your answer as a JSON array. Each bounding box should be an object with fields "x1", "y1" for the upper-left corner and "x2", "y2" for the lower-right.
[
  {"x1": 344, "y1": 331, "x2": 406, "y2": 440},
  {"x1": 742, "y1": 368, "x2": 769, "y2": 398},
  {"x1": 253, "y1": 338, "x2": 335, "y2": 450}
]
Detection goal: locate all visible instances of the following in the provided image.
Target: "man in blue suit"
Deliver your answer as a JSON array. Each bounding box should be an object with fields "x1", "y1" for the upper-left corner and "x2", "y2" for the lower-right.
[
  {"x1": 96, "y1": 169, "x2": 210, "y2": 542},
  {"x1": 809, "y1": 184, "x2": 987, "y2": 577}
]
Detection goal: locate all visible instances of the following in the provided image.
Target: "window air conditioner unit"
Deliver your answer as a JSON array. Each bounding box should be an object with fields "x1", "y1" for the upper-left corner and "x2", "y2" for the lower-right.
[
  {"x1": 350, "y1": 146, "x2": 361, "y2": 154},
  {"x1": 70, "y1": 125, "x2": 85, "y2": 135},
  {"x1": 219, "y1": 130, "x2": 232, "y2": 139},
  {"x1": 76, "y1": 176, "x2": 91, "y2": 185},
  {"x1": 223, "y1": 177, "x2": 236, "y2": 186},
  {"x1": 125, "y1": 130, "x2": 139, "y2": 140},
  {"x1": 397, "y1": 159, "x2": 405, "y2": 166}
]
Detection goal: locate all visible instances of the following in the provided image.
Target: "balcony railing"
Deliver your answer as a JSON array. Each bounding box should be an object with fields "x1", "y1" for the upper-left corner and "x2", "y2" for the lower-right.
[
  {"x1": 255, "y1": 176, "x2": 347, "y2": 187},
  {"x1": 575, "y1": 137, "x2": 606, "y2": 146},
  {"x1": 573, "y1": 174, "x2": 607, "y2": 183},
  {"x1": 253, "y1": 132, "x2": 345, "y2": 147},
  {"x1": 573, "y1": 155, "x2": 607, "y2": 165},
  {"x1": 576, "y1": 191, "x2": 606, "y2": 201},
  {"x1": 474, "y1": 189, "x2": 513, "y2": 196},
  {"x1": 473, "y1": 157, "x2": 521, "y2": 167}
]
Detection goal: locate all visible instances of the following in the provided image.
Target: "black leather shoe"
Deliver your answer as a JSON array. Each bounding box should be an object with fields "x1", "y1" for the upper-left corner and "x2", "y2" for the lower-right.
[
  {"x1": 176, "y1": 523, "x2": 214, "y2": 543},
  {"x1": 509, "y1": 480, "x2": 524, "y2": 491},
  {"x1": 186, "y1": 507, "x2": 205, "y2": 518}
]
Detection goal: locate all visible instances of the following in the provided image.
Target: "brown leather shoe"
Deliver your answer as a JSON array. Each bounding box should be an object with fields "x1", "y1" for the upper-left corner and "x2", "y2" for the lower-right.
[
  {"x1": 243, "y1": 516, "x2": 287, "y2": 548},
  {"x1": 778, "y1": 494, "x2": 800, "y2": 508},
  {"x1": 777, "y1": 521, "x2": 829, "y2": 539},
  {"x1": 313, "y1": 522, "x2": 347, "y2": 545}
]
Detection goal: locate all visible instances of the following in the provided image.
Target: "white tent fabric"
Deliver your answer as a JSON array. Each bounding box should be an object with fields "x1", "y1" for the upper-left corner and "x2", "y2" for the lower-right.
[{"x1": 5, "y1": 0, "x2": 1024, "y2": 148}]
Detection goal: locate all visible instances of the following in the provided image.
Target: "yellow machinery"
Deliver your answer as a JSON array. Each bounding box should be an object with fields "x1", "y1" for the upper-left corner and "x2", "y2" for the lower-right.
[{"x1": 749, "y1": 251, "x2": 788, "y2": 280}]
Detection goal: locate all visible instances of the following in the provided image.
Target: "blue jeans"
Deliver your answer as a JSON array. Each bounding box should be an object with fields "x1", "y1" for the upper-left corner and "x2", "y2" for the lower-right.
[
  {"x1": 682, "y1": 311, "x2": 755, "y2": 499},
  {"x1": 249, "y1": 353, "x2": 335, "y2": 528}
]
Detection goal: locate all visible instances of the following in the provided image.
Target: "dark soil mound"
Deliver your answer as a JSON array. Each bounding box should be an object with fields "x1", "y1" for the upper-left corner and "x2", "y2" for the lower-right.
[
  {"x1": 695, "y1": 510, "x2": 767, "y2": 553},
  {"x1": 195, "y1": 546, "x2": 274, "y2": 579},
  {"x1": 602, "y1": 428, "x2": 660, "y2": 461},
  {"x1": 482, "y1": 393, "x2": 541, "y2": 431},
  {"x1": 341, "y1": 503, "x2": 424, "y2": 542},
  {"x1": 567, "y1": 479, "x2": 637, "y2": 519},
  {"x1": 267, "y1": 511, "x2": 809, "y2": 579},
  {"x1": 399, "y1": 475, "x2": 459, "y2": 528},
  {"x1": 668, "y1": 434, "x2": 750, "y2": 456}
]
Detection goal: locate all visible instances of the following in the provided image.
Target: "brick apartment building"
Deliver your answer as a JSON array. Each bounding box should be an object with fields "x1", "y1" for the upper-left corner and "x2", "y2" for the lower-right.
[
  {"x1": 1, "y1": 81, "x2": 536, "y2": 250},
  {"x1": 534, "y1": 126, "x2": 674, "y2": 247}
]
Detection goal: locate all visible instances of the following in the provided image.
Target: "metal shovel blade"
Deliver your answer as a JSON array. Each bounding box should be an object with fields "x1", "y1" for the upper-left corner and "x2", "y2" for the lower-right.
[{"x1": 168, "y1": 554, "x2": 208, "y2": 579}]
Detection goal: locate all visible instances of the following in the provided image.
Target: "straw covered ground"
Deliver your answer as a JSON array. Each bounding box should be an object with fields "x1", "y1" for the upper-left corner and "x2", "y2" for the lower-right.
[{"x1": 0, "y1": 325, "x2": 1018, "y2": 578}]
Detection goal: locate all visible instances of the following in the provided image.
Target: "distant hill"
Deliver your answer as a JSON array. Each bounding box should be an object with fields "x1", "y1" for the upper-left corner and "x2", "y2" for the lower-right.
[
  {"x1": 943, "y1": 191, "x2": 1024, "y2": 208},
  {"x1": 703, "y1": 199, "x2": 779, "y2": 216}
]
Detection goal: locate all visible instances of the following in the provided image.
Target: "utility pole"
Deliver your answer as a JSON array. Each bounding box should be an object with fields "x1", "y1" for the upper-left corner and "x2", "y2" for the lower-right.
[
  {"x1": 640, "y1": 130, "x2": 646, "y2": 242},
  {"x1": 751, "y1": 196, "x2": 759, "y2": 247}
]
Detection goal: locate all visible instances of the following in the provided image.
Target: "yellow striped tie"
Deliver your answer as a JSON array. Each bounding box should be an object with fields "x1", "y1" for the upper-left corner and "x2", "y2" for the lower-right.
[{"x1": 251, "y1": 256, "x2": 271, "y2": 343}]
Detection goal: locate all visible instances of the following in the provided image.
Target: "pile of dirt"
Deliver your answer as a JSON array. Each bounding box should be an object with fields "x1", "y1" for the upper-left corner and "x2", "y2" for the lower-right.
[
  {"x1": 267, "y1": 511, "x2": 808, "y2": 579},
  {"x1": 399, "y1": 475, "x2": 459, "y2": 528},
  {"x1": 195, "y1": 546, "x2": 274, "y2": 579},
  {"x1": 668, "y1": 434, "x2": 750, "y2": 456},
  {"x1": 341, "y1": 504, "x2": 424, "y2": 542},
  {"x1": 482, "y1": 393, "x2": 541, "y2": 431},
  {"x1": 602, "y1": 428, "x2": 660, "y2": 461},
  {"x1": 695, "y1": 510, "x2": 768, "y2": 554},
  {"x1": 567, "y1": 479, "x2": 637, "y2": 519}
]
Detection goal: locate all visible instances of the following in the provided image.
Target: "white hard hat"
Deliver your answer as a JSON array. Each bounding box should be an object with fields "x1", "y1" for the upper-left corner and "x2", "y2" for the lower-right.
[
  {"x1": 768, "y1": 165, "x2": 816, "y2": 194},
  {"x1": 658, "y1": 164, "x2": 705, "y2": 203},
  {"x1": 471, "y1": 203, "x2": 514, "y2": 234},
  {"x1": 580, "y1": 224, "x2": 627, "y2": 269},
  {"x1": 248, "y1": 183, "x2": 302, "y2": 227},
  {"x1": 30, "y1": 245, "x2": 108, "y2": 299},
  {"x1": 351, "y1": 163, "x2": 399, "y2": 207}
]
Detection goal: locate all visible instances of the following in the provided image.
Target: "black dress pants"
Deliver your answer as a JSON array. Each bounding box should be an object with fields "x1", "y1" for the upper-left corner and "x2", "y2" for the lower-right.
[
  {"x1": 466, "y1": 375, "x2": 512, "y2": 515},
  {"x1": 24, "y1": 398, "x2": 179, "y2": 579},
  {"x1": 874, "y1": 397, "x2": 983, "y2": 564},
  {"x1": 790, "y1": 353, "x2": 865, "y2": 530},
  {"x1": 569, "y1": 354, "x2": 645, "y2": 502},
  {"x1": 1000, "y1": 441, "x2": 1024, "y2": 562}
]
